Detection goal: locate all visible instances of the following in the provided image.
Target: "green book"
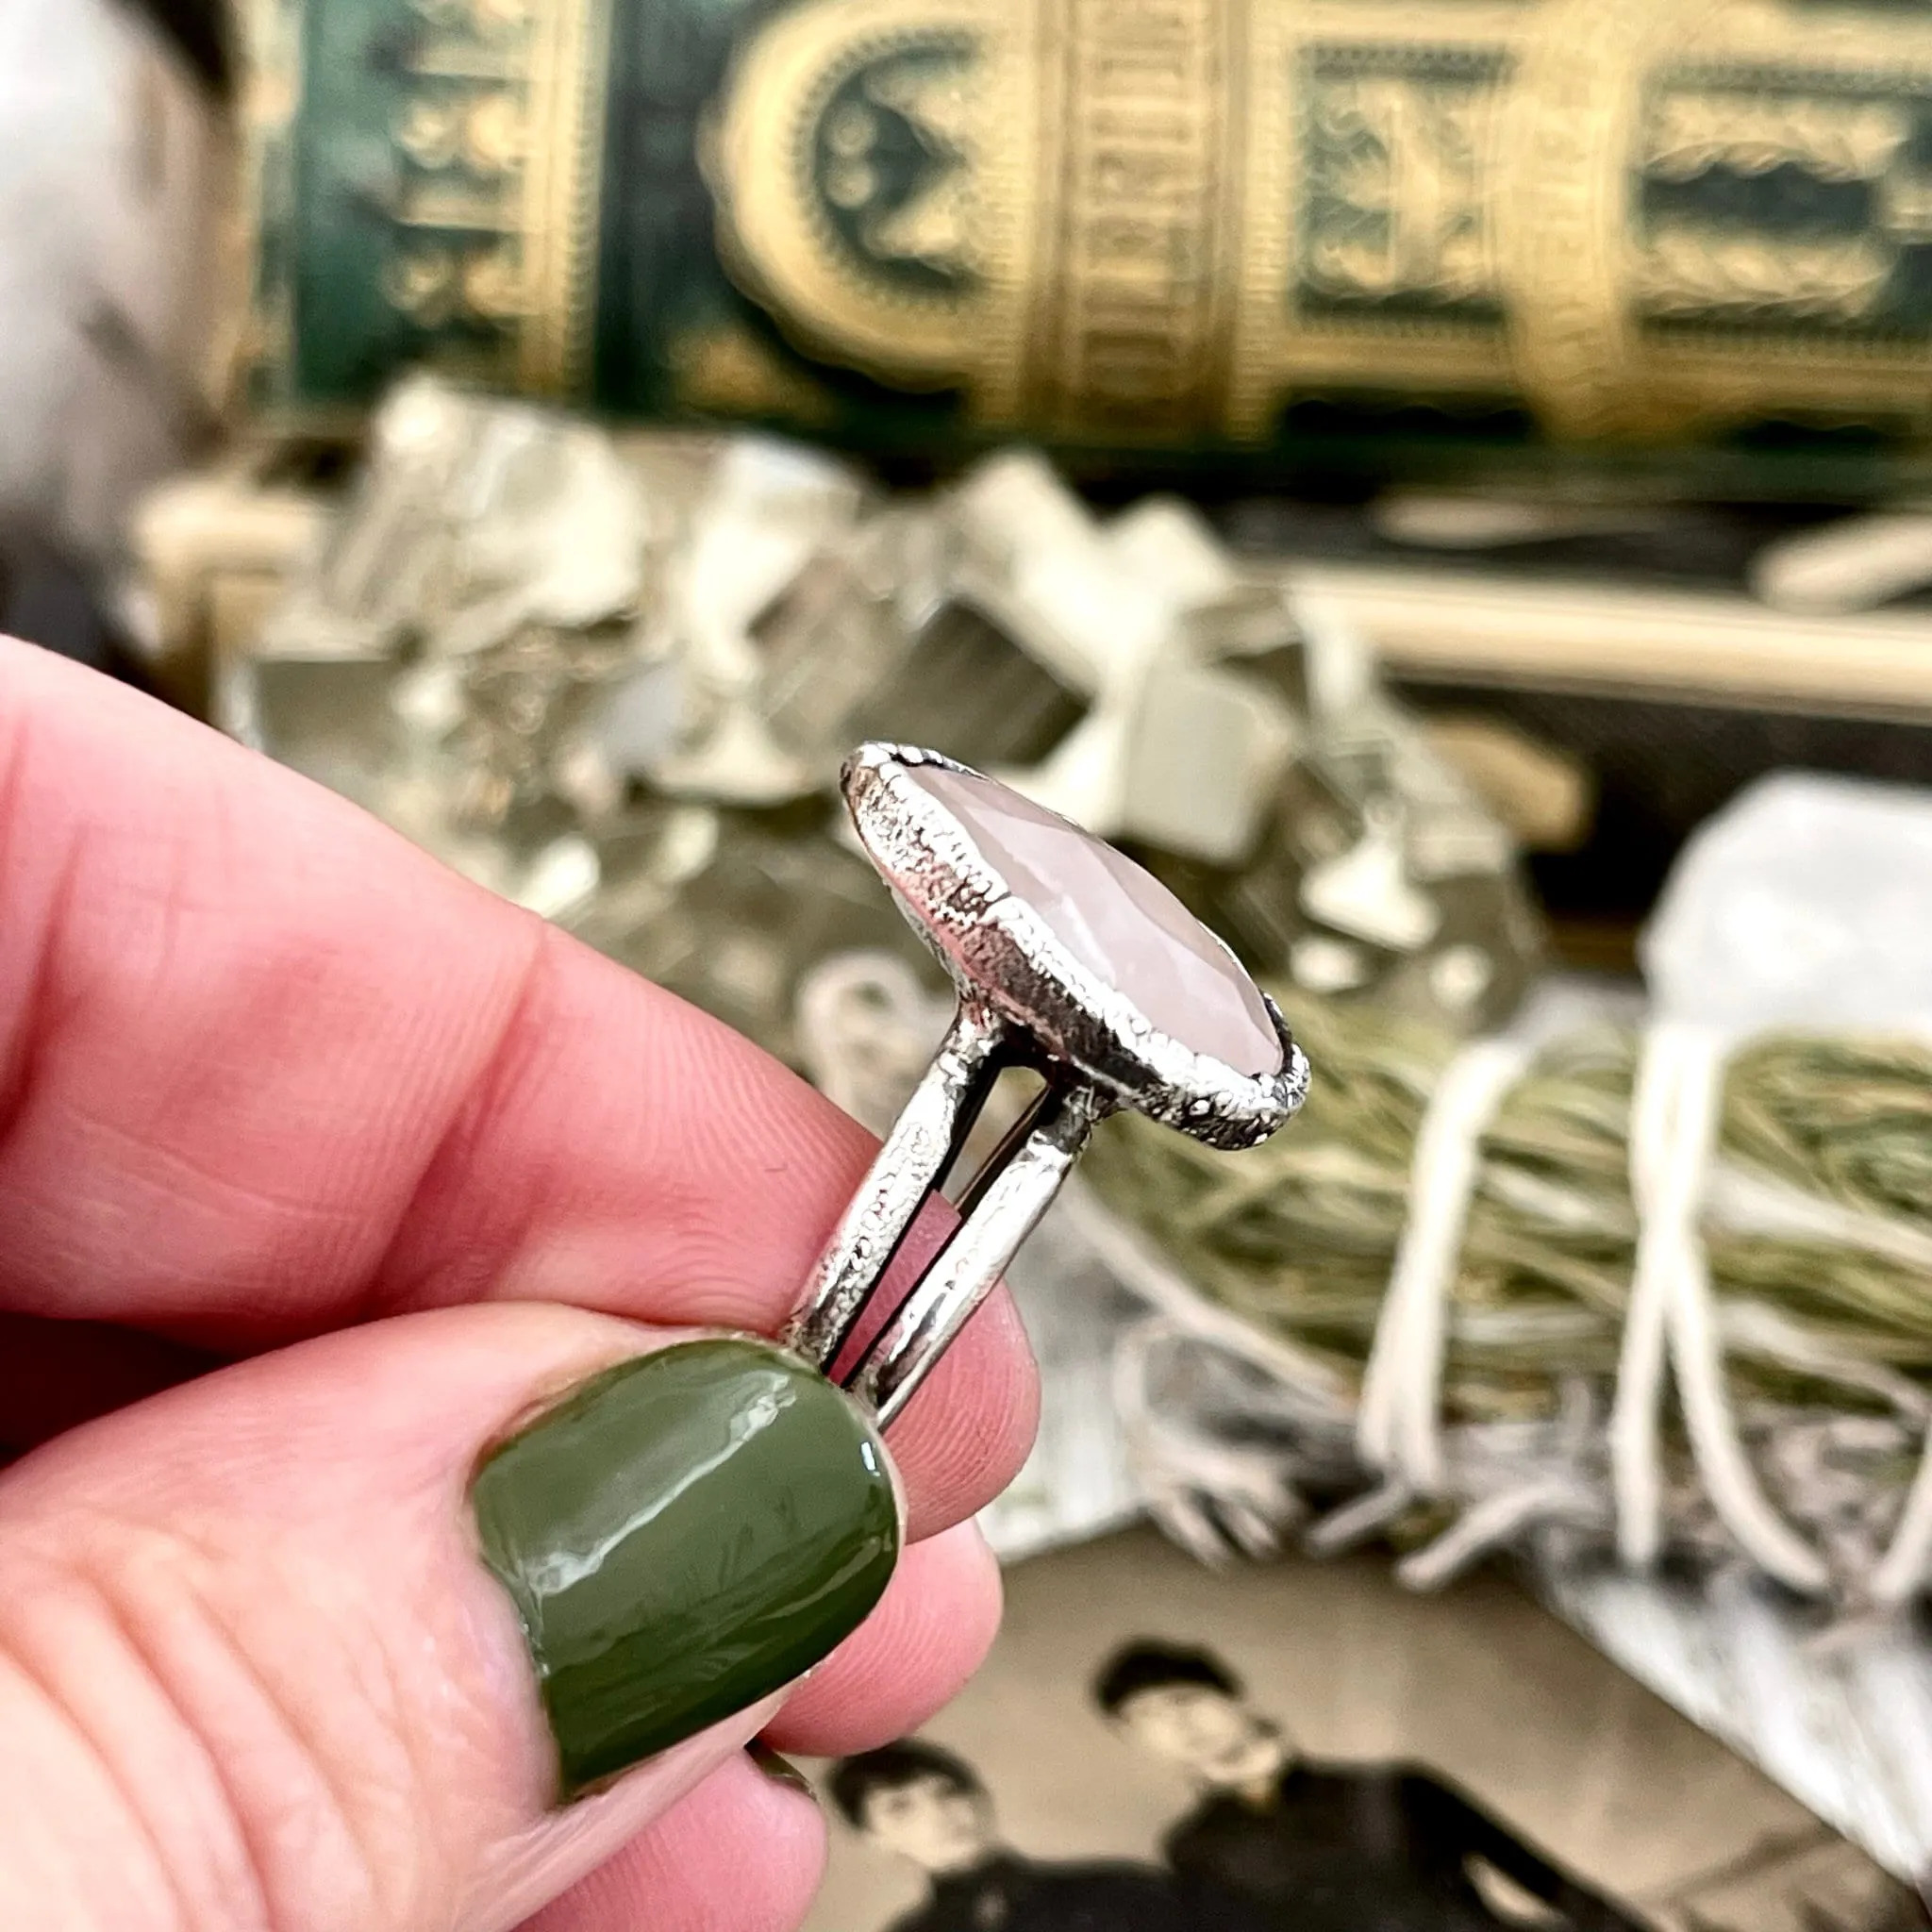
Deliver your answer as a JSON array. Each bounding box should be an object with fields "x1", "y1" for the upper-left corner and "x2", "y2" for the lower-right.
[{"x1": 237, "y1": 0, "x2": 1932, "y2": 494}]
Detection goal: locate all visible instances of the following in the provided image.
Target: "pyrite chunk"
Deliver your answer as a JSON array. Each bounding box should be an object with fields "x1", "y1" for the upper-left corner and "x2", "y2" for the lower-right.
[{"x1": 212, "y1": 377, "x2": 1541, "y2": 1053}]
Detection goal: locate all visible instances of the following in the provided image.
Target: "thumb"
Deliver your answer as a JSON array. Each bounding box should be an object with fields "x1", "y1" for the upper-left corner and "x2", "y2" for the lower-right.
[{"x1": 0, "y1": 1304, "x2": 904, "y2": 1932}]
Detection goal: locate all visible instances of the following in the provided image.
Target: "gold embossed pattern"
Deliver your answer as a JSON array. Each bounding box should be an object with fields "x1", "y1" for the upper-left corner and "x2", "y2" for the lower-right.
[{"x1": 712, "y1": 0, "x2": 1932, "y2": 442}]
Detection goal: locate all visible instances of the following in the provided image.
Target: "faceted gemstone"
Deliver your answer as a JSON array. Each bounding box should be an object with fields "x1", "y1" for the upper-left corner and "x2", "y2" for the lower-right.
[{"x1": 909, "y1": 765, "x2": 1282, "y2": 1077}]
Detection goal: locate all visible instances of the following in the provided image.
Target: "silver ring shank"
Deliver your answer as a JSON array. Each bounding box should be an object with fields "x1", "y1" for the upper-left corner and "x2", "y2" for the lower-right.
[
  {"x1": 783, "y1": 989, "x2": 1112, "y2": 1428},
  {"x1": 782, "y1": 998, "x2": 1008, "y2": 1374},
  {"x1": 850, "y1": 1086, "x2": 1104, "y2": 1427}
]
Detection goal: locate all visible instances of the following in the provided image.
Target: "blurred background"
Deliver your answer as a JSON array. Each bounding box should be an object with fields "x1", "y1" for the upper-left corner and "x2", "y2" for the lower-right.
[
  {"x1": 10, "y1": 0, "x2": 1932, "y2": 1917},
  {"x1": 17, "y1": 0, "x2": 1932, "y2": 967}
]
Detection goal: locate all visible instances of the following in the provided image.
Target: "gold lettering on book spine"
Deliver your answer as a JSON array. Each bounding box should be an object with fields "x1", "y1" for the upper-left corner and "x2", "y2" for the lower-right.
[
  {"x1": 709, "y1": 0, "x2": 1932, "y2": 442},
  {"x1": 373, "y1": 0, "x2": 613, "y2": 390},
  {"x1": 239, "y1": 0, "x2": 610, "y2": 400},
  {"x1": 1020, "y1": 0, "x2": 1241, "y2": 433}
]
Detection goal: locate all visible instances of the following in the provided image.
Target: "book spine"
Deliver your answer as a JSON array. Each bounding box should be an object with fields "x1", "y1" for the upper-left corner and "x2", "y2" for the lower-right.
[{"x1": 236, "y1": 0, "x2": 1932, "y2": 493}]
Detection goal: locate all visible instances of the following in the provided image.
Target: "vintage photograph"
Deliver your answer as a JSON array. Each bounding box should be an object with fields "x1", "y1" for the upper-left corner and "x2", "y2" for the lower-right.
[{"x1": 809, "y1": 1531, "x2": 1925, "y2": 1932}]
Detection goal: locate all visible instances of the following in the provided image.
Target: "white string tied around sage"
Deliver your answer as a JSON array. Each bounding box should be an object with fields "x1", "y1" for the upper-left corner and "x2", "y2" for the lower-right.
[
  {"x1": 796, "y1": 950, "x2": 1932, "y2": 1605},
  {"x1": 1610, "y1": 1022, "x2": 1830, "y2": 1593},
  {"x1": 1356, "y1": 1038, "x2": 1533, "y2": 1499}
]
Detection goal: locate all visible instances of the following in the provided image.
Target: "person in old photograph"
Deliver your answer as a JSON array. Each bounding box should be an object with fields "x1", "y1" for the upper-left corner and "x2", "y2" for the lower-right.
[
  {"x1": 1094, "y1": 1640, "x2": 1650, "y2": 1932},
  {"x1": 830, "y1": 1737, "x2": 1262, "y2": 1932}
]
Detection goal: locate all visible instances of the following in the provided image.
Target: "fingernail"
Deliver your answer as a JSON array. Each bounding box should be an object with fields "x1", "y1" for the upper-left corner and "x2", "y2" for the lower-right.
[
  {"x1": 473, "y1": 1337, "x2": 900, "y2": 1799},
  {"x1": 747, "y1": 1740, "x2": 818, "y2": 1802}
]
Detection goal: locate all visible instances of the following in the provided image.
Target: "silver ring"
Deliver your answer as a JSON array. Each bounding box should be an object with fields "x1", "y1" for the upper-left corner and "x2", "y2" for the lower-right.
[{"x1": 783, "y1": 743, "x2": 1309, "y2": 1428}]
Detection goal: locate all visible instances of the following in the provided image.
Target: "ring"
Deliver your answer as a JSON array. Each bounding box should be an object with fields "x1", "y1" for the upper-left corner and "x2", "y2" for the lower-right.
[{"x1": 783, "y1": 743, "x2": 1310, "y2": 1426}]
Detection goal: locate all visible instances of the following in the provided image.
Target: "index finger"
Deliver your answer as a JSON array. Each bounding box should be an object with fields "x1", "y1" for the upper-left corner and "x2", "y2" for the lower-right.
[{"x1": 0, "y1": 639, "x2": 1036, "y2": 1531}]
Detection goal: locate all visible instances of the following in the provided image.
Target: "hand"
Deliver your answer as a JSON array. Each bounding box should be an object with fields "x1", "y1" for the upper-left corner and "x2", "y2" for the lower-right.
[{"x1": 0, "y1": 639, "x2": 1037, "y2": 1931}]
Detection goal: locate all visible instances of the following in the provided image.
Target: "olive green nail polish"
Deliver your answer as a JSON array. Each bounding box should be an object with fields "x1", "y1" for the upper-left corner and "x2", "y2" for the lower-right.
[
  {"x1": 473, "y1": 1337, "x2": 900, "y2": 1799},
  {"x1": 747, "y1": 1740, "x2": 817, "y2": 1801}
]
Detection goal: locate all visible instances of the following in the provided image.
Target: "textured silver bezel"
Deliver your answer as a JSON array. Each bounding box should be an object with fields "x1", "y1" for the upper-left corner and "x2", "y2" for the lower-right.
[{"x1": 841, "y1": 742, "x2": 1309, "y2": 1152}]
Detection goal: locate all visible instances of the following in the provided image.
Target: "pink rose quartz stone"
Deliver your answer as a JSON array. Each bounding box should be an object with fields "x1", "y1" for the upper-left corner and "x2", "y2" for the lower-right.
[{"x1": 909, "y1": 765, "x2": 1282, "y2": 1077}]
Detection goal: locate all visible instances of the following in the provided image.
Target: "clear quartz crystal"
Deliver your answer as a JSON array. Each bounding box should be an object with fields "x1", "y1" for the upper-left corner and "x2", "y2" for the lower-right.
[{"x1": 908, "y1": 765, "x2": 1283, "y2": 1077}]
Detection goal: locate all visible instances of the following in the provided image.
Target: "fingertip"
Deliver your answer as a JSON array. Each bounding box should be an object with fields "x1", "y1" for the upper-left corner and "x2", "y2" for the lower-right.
[
  {"x1": 763, "y1": 1520, "x2": 1001, "y2": 1758},
  {"x1": 888, "y1": 1290, "x2": 1039, "y2": 1543},
  {"x1": 0, "y1": 639, "x2": 1043, "y2": 1566},
  {"x1": 514, "y1": 1751, "x2": 825, "y2": 1932}
]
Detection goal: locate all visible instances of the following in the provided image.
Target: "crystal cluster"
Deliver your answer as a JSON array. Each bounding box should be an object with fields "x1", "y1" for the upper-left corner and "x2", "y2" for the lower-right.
[{"x1": 222, "y1": 376, "x2": 1540, "y2": 1062}]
